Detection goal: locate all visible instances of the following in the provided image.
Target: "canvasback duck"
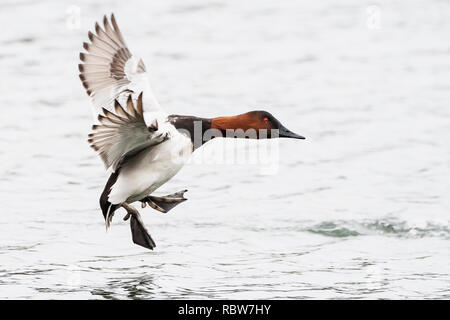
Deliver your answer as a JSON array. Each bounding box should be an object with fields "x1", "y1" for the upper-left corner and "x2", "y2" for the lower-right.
[{"x1": 79, "y1": 14, "x2": 305, "y2": 250}]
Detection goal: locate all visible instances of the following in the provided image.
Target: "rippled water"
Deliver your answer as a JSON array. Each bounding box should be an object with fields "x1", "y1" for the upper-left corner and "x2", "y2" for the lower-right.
[{"x1": 1, "y1": 0, "x2": 450, "y2": 299}]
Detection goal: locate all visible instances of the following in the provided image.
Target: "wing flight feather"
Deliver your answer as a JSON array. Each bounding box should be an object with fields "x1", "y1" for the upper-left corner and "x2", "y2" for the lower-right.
[
  {"x1": 79, "y1": 14, "x2": 161, "y2": 118},
  {"x1": 88, "y1": 93, "x2": 166, "y2": 171}
]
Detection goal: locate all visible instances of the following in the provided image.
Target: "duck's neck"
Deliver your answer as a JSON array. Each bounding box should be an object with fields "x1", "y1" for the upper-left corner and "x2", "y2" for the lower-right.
[
  {"x1": 168, "y1": 115, "x2": 211, "y2": 149},
  {"x1": 168, "y1": 113, "x2": 261, "y2": 150}
]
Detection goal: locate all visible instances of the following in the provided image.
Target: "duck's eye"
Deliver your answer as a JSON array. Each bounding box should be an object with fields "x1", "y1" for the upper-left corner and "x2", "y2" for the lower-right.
[{"x1": 263, "y1": 117, "x2": 269, "y2": 123}]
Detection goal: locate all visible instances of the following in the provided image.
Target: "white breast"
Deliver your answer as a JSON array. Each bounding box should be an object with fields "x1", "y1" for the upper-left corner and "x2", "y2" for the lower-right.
[{"x1": 108, "y1": 126, "x2": 193, "y2": 204}]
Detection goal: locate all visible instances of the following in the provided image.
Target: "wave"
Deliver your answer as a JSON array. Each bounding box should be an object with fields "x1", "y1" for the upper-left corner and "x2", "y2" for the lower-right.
[{"x1": 307, "y1": 218, "x2": 450, "y2": 239}]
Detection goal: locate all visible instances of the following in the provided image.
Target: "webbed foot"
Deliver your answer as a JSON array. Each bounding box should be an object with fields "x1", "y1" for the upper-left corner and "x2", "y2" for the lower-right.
[
  {"x1": 140, "y1": 190, "x2": 188, "y2": 213},
  {"x1": 121, "y1": 203, "x2": 156, "y2": 250}
]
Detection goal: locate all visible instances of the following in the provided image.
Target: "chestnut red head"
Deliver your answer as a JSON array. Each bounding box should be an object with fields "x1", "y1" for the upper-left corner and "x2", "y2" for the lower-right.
[{"x1": 211, "y1": 110, "x2": 305, "y2": 139}]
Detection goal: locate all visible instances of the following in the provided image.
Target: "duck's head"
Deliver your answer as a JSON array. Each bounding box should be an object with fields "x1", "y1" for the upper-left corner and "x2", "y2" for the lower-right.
[{"x1": 211, "y1": 110, "x2": 305, "y2": 140}]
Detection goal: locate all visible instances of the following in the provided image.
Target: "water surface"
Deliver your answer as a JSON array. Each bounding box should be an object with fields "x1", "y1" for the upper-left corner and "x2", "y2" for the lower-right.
[{"x1": 0, "y1": 0, "x2": 449, "y2": 299}]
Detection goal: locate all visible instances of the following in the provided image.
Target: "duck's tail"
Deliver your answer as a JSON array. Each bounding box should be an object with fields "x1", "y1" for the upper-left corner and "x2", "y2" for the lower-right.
[{"x1": 99, "y1": 170, "x2": 121, "y2": 229}]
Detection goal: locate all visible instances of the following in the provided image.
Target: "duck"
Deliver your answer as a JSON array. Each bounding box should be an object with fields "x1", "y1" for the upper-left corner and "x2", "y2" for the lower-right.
[{"x1": 79, "y1": 14, "x2": 305, "y2": 250}]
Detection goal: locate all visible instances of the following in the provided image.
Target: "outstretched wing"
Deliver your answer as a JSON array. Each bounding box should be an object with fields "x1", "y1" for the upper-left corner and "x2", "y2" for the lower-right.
[
  {"x1": 79, "y1": 14, "x2": 162, "y2": 119},
  {"x1": 88, "y1": 93, "x2": 167, "y2": 171}
]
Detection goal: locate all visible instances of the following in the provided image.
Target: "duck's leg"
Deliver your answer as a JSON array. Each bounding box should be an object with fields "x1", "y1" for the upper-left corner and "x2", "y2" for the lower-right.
[
  {"x1": 140, "y1": 189, "x2": 188, "y2": 213},
  {"x1": 122, "y1": 203, "x2": 156, "y2": 250}
]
